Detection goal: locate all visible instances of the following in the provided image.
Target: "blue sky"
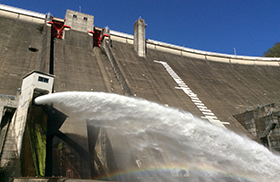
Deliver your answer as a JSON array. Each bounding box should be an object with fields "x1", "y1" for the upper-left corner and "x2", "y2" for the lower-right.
[{"x1": 1, "y1": 0, "x2": 280, "y2": 56}]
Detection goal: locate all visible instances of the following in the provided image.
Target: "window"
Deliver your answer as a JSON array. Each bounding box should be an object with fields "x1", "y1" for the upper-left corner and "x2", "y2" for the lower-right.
[
  {"x1": 73, "y1": 14, "x2": 77, "y2": 18},
  {"x1": 84, "y1": 17, "x2": 88, "y2": 21},
  {"x1": 38, "y1": 76, "x2": 49, "y2": 83}
]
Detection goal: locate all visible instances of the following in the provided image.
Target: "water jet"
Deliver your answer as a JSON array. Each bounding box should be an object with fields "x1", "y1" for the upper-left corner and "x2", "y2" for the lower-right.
[{"x1": 34, "y1": 91, "x2": 280, "y2": 182}]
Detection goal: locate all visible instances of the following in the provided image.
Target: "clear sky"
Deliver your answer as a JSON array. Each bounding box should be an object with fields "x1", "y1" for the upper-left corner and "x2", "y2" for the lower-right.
[{"x1": 1, "y1": 0, "x2": 280, "y2": 56}]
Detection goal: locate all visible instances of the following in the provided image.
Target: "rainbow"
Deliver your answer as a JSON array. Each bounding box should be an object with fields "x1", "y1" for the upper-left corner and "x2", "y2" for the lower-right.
[{"x1": 94, "y1": 163, "x2": 261, "y2": 182}]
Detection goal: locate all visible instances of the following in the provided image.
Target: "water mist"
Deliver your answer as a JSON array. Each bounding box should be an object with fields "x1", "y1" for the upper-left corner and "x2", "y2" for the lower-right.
[{"x1": 35, "y1": 91, "x2": 280, "y2": 182}]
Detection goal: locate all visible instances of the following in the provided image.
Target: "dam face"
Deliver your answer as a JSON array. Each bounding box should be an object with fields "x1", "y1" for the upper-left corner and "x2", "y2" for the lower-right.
[{"x1": 0, "y1": 3, "x2": 280, "y2": 182}]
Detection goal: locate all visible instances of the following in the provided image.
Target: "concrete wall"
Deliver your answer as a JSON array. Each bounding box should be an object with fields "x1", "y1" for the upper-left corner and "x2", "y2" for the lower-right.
[
  {"x1": 0, "y1": 14, "x2": 51, "y2": 95},
  {"x1": 1, "y1": 4, "x2": 280, "y2": 179},
  {"x1": 45, "y1": 23, "x2": 123, "y2": 178},
  {"x1": 0, "y1": 4, "x2": 45, "y2": 24},
  {"x1": 0, "y1": 96, "x2": 17, "y2": 164},
  {"x1": 234, "y1": 104, "x2": 280, "y2": 151},
  {"x1": 108, "y1": 40, "x2": 280, "y2": 136},
  {"x1": 101, "y1": 38, "x2": 132, "y2": 96},
  {"x1": 52, "y1": 30, "x2": 119, "y2": 93},
  {"x1": 0, "y1": 8, "x2": 52, "y2": 170},
  {"x1": 0, "y1": 95, "x2": 17, "y2": 122}
]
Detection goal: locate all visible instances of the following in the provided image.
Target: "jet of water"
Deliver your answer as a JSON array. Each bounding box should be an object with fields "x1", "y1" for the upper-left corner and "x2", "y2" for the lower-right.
[{"x1": 35, "y1": 91, "x2": 280, "y2": 182}]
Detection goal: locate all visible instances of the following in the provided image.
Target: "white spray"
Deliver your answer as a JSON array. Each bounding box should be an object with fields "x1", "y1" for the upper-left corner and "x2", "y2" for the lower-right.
[{"x1": 35, "y1": 91, "x2": 280, "y2": 182}]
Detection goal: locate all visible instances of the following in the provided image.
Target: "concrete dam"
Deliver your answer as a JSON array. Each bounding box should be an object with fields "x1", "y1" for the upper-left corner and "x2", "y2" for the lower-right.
[{"x1": 1, "y1": 4, "x2": 280, "y2": 182}]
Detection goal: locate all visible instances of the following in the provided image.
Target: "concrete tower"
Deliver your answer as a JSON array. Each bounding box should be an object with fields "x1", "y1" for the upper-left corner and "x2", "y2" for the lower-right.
[
  {"x1": 64, "y1": 9, "x2": 94, "y2": 32},
  {"x1": 14, "y1": 71, "x2": 54, "y2": 157},
  {"x1": 134, "y1": 18, "x2": 146, "y2": 57}
]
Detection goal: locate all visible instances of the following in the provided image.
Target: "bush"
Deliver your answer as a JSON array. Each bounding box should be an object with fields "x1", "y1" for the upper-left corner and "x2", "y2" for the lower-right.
[{"x1": 263, "y1": 42, "x2": 280, "y2": 57}]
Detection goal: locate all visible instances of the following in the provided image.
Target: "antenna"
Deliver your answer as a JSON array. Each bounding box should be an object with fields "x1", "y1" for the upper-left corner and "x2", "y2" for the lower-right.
[
  {"x1": 233, "y1": 48, "x2": 236, "y2": 56},
  {"x1": 79, "y1": 6, "x2": 81, "y2": 12}
]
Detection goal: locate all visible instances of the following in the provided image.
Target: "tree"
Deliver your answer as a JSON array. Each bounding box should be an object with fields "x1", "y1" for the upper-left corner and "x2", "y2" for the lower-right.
[{"x1": 263, "y1": 42, "x2": 280, "y2": 57}]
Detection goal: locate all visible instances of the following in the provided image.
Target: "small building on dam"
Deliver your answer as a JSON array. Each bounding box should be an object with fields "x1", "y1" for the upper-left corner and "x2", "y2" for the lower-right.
[{"x1": 0, "y1": 3, "x2": 280, "y2": 182}]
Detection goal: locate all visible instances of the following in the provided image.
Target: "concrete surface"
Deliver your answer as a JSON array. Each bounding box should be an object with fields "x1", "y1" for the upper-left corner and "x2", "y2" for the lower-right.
[
  {"x1": 0, "y1": 15, "x2": 50, "y2": 95},
  {"x1": 1, "y1": 4, "x2": 280, "y2": 180},
  {"x1": 133, "y1": 18, "x2": 146, "y2": 57},
  {"x1": 108, "y1": 40, "x2": 280, "y2": 136},
  {"x1": 0, "y1": 95, "x2": 17, "y2": 166}
]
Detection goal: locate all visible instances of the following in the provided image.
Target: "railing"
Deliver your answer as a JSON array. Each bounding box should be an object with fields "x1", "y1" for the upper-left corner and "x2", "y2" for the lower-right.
[
  {"x1": 0, "y1": 94, "x2": 16, "y2": 100},
  {"x1": 101, "y1": 38, "x2": 133, "y2": 96},
  {"x1": 109, "y1": 29, "x2": 280, "y2": 65}
]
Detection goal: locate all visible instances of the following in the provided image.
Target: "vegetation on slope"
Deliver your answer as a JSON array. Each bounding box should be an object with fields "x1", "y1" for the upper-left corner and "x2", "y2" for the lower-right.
[{"x1": 263, "y1": 42, "x2": 280, "y2": 57}]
